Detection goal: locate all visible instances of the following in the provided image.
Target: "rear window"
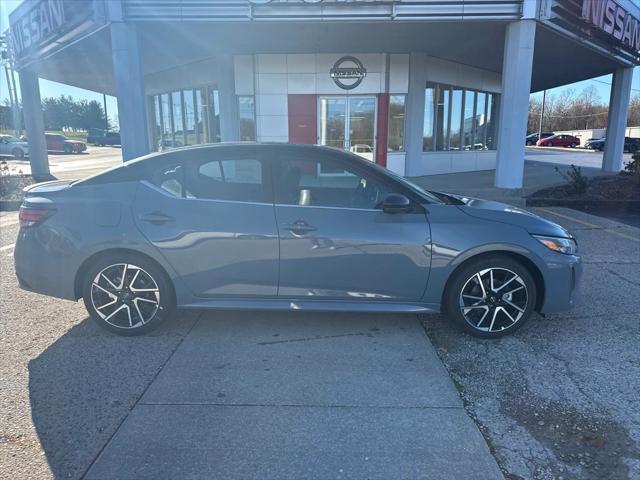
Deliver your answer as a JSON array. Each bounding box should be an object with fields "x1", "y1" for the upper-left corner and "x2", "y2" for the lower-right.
[{"x1": 187, "y1": 158, "x2": 265, "y2": 203}]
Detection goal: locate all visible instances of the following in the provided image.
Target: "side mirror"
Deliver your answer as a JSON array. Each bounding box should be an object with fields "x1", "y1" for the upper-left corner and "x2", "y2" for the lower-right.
[{"x1": 382, "y1": 193, "x2": 412, "y2": 214}]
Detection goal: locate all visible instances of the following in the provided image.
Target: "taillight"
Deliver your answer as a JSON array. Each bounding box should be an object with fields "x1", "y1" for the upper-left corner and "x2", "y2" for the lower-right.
[{"x1": 19, "y1": 206, "x2": 55, "y2": 228}]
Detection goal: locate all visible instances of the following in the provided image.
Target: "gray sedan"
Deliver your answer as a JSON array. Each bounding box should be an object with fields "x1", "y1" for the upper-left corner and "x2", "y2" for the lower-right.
[{"x1": 14, "y1": 144, "x2": 581, "y2": 338}]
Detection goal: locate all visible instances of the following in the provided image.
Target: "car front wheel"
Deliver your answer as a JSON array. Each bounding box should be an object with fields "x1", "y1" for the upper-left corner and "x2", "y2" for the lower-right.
[
  {"x1": 83, "y1": 254, "x2": 175, "y2": 335},
  {"x1": 11, "y1": 148, "x2": 24, "y2": 159},
  {"x1": 444, "y1": 255, "x2": 537, "y2": 338}
]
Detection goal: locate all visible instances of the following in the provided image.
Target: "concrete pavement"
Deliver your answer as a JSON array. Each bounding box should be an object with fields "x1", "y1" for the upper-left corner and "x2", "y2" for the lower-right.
[{"x1": 85, "y1": 313, "x2": 503, "y2": 479}]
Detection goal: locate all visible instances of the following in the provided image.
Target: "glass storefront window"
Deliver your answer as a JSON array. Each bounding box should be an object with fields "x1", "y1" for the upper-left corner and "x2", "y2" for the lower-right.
[
  {"x1": 462, "y1": 91, "x2": 475, "y2": 150},
  {"x1": 449, "y1": 89, "x2": 463, "y2": 151},
  {"x1": 423, "y1": 85, "x2": 435, "y2": 151},
  {"x1": 486, "y1": 94, "x2": 497, "y2": 150},
  {"x1": 475, "y1": 92, "x2": 487, "y2": 150},
  {"x1": 160, "y1": 93, "x2": 171, "y2": 150},
  {"x1": 150, "y1": 86, "x2": 221, "y2": 151},
  {"x1": 238, "y1": 96, "x2": 256, "y2": 141},
  {"x1": 172, "y1": 92, "x2": 184, "y2": 147},
  {"x1": 388, "y1": 95, "x2": 405, "y2": 152},
  {"x1": 183, "y1": 90, "x2": 196, "y2": 146},
  {"x1": 423, "y1": 83, "x2": 499, "y2": 152},
  {"x1": 435, "y1": 85, "x2": 450, "y2": 151}
]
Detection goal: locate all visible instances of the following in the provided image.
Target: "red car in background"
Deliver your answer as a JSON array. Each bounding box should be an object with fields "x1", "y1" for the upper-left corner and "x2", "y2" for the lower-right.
[
  {"x1": 536, "y1": 134, "x2": 580, "y2": 148},
  {"x1": 22, "y1": 133, "x2": 88, "y2": 153},
  {"x1": 45, "y1": 133, "x2": 87, "y2": 153}
]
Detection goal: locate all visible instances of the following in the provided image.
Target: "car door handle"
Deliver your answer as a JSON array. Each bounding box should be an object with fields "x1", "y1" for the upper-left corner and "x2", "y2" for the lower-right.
[
  {"x1": 139, "y1": 212, "x2": 175, "y2": 224},
  {"x1": 282, "y1": 220, "x2": 317, "y2": 235}
]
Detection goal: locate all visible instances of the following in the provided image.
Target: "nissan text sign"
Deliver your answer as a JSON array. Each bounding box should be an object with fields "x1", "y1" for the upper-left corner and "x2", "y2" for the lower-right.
[{"x1": 581, "y1": 0, "x2": 640, "y2": 54}]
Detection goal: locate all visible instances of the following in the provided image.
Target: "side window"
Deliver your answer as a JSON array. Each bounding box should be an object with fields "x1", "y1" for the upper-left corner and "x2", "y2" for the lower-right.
[
  {"x1": 149, "y1": 161, "x2": 185, "y2": 198},
  {"x1": 187, "y1": 157, "x2": 265, "y2": 203},
  {"x1": 275, "y1": 154, "x2": 392, "y2": 209}
]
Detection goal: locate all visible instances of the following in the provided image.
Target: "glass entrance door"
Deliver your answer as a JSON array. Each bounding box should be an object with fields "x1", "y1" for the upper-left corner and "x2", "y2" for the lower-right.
[{"x1": 319, "y1": 96, "x2": 376, "y2": 161}]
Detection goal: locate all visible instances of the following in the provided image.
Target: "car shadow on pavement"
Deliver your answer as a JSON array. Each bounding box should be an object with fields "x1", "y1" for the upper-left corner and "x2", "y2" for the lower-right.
[{"x1": 27, "y1": 312, "x2": 199, "y2": 479}]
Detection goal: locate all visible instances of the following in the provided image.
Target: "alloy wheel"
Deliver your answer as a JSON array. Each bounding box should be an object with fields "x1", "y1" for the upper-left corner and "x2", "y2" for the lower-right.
[
  {"x1": 90, "y1": 263, "x2": 160, "y2": 329},
  {"x1": 458, "y1": 267, "x2": 528, "y2": 334}
]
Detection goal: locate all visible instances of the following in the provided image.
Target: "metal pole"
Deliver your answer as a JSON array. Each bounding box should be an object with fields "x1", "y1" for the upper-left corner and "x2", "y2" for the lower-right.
[
  {"x1": 103, "y1": 93, "x2": 108, "y2": 132},
  {"x1": 9, "y1": 66, "x2": 20, "y2": 136},
  {"x1": 537, "y1": 89, "x2": 546, "y2": 142}
]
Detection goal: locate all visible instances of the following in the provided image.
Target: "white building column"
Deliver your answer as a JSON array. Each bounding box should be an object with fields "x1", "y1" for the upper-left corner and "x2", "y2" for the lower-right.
[
  {"x1": 19, "y1": 67, "x2": 52, "y2": 181},
  {"x1": 217, "y1": 54, "x2": 239, "y2": 142},
  {"x1": 110, "y1": 22, "x2": 149, "y2": 160},
  {"x1": 494, "y1": 20, "x2": 536, "y2": 189},
  {"x1": 404, "y1": 52, "x2": 426, "y2": 177},
  {"x1": 602, "y1": 67, "x2": 633, "y2": 172}
]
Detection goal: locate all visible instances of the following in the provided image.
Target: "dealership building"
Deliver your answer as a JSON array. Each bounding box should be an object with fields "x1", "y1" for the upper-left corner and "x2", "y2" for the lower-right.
[{"x1": 8, "y1": 0, "x2": 640, "y2": 186}]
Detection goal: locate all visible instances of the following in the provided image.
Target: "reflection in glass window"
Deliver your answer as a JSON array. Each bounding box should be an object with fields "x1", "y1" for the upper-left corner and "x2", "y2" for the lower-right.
[
  {"x1": 191, "y1": 158, "x2": 264, "y2": 202},
  {"x1": 153, "y1": 96, "x2": 162, "y2": 148},
  {"x1": 150, "y1": 87, "x2": 221, "y2": 151},
  {"x1": 238, "y1": 96, "x2": 256, "y2": 141},
  {"x1": 319, "y1": 97, "x2": 346, "y2": 149},
  {"x1": 276, "y1": 155, "x2": 391, "y2": 210},
  {"x1": 475, "y1": 92, "x2": 487, "y2": 150},
  {"x1": 183, "y1": 90, "x2": 196, "y2": 146},
  {"x1": 449, "y1": 89, "x2": 463, "y2": 150},
  {"x1": 423, "y1": 85, "x2": 435, "y2": 151},
  {"x1": 486, "y1": 94, "x2": 497, "y2": 150},
  {"x1": 388, "y1": 95, "x2": 405, "y2": 152},
  {"x1": 435, "y1": 85, "x2": 450, "y2": 151},
  {"x1": 161, "y1": 94, "x2": 171, "y2": 150},
  {"x1": 462, "y1": 91, "x2": 475, "y2": 150},
  {"x1": 423, "y1": 83, "x2": 499, "y2": 152},
  {"x1": 172, "y1": 92, "x2": 184, "y2": 147}
]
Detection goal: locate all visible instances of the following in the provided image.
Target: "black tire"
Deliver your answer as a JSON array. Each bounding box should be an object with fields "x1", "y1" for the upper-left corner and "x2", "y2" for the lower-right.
[
  {"x1": 443, "y1": 255, "x2": 537, "y2": 338},
  {"x1": 547, "y1": 142, "x2": 554, "y2": 147},
  {"x1": 570, "y1": 143, "x2": 576, "y2": 148},
  {"x1": 526, "y1": 141, "x2": 533, "y2": 146},
  {"x1": 82, "y1": 253, "x2": 175, "y2": 335},
  {"x1": 11, "y1": 148, "x2": 24, "y2": 159},
  {"x1": 63, "y1": 144, "x2": 73, "y2": 154}
]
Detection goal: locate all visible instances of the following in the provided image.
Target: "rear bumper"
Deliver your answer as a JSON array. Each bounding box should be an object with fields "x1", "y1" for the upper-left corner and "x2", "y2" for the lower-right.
[
  {"x1": 14, "y1": 227, "x2": 78, "y2": 301},
  {"x1": 539, "y1": 253, "x2": 582, "y2": 314}
]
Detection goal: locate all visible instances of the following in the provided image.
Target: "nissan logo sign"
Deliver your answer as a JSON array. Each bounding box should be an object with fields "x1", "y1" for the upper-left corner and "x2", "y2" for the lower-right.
[{"x1": 330, "y1": 56, "x2": 367, "y2": 90}]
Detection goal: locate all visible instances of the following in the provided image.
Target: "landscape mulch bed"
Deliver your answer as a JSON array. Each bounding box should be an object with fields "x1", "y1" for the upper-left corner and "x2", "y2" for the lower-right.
[{"x1": 527, "y1": 174, "x2": 640, "y2": 211}]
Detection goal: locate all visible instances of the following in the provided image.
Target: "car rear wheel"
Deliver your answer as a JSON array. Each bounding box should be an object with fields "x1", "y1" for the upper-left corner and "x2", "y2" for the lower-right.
[
  {"x1": 11, "y1": 148, "x2": 24, "y2": 159},
  {"x1": 63, "y1": 144, "x2": 73, "y2": 154},
  {"x1": 526, "y1": 141, "x2": 533, "y2": 146},
  {"x1": 547, "y1": 142, "x2": 553, "y2": 147},
  {"x1": 444, "y1": 255, "x2": 537, "y2": 338},
  {"x1": 82, "y1": 254, "x2": 175, "y2": 335},
  {"x1": 570, "y1": 143, "x2": 576, "y2": 148}
]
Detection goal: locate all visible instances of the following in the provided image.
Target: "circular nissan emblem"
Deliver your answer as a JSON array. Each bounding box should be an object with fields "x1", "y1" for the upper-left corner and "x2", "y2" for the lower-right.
[{"x1": 330, "y1": 56, "x2": 367, "y2": 90}]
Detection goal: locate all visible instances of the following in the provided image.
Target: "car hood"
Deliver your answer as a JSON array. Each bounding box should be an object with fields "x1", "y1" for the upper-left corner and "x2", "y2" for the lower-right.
[{"x1": 441, "y1": 193, "x2": 572, "y2": 237}]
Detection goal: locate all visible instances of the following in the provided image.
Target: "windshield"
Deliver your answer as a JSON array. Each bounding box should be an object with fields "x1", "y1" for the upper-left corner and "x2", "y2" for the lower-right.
[
  {"x1": 361, "y1": 156, "x2": 443, "y2": 204},
  {"x1": 2, "y1": 136, "x2": 20, "y2": 143}
]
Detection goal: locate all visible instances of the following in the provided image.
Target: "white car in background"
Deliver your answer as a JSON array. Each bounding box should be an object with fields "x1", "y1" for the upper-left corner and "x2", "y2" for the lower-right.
[{"x1": 0, "y1": 135, "x2": 29, "y2": 159}]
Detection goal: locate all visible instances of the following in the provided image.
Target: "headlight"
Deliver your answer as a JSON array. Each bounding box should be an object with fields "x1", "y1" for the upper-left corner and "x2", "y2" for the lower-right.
[{"x1": 532, "y1": 235, "x2": 577, "y2": 255}]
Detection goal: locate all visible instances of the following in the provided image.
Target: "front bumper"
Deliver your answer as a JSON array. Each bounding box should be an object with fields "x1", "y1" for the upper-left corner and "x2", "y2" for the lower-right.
[{"x1": 539, "y1": 253, "x2": 582, "y2": 314}]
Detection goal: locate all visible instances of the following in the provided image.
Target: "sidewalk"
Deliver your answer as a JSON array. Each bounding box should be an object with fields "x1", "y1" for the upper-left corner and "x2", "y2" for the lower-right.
[{"x1": 83, "y1": 312, "x2": 503, "y2": 479}]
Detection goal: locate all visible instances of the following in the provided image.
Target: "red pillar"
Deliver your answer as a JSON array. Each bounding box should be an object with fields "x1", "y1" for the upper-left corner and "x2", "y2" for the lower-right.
[{"x1": 288, "y1": 94, "x2": 317, "y2": 144}]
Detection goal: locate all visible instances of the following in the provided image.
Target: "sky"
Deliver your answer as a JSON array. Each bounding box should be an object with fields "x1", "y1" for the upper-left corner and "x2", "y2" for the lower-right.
[{"x1": 0, "y1": 0, "x2": 639, "y2": 128}]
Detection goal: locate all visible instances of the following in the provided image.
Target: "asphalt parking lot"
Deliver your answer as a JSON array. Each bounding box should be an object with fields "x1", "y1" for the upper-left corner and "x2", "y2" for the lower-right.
[
  {"x1": 1, "y1": 205, "x2": 639, "y2": 479},
  {"x1": 424, "y1": 207, "x2": 640, "y2": 480}
]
